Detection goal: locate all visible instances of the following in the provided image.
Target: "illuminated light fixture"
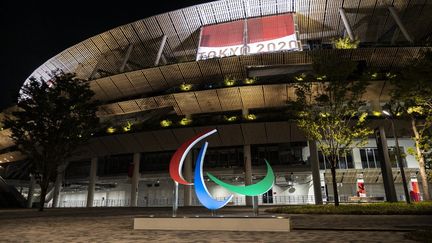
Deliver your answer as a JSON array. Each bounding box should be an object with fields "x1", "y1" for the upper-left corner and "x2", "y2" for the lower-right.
[
  {"x1": 224, "y1": 115, "x2": 238, "y2": 122},
  {"x1": 180, "y1": 83, "x2": 192, "y2": 91},
  {"x1": 160, "y1": 119, "x2": 172, "y2": 128},
  {"x1": 244, "y1": 77, "x2": 256, "y2": 85},
  {"x1": 372, "y1": 111, "x2": 382, "y2": 117},
  {"x1": 386, "y1": 72, "x2": 397, "y2": 79},
  {"x1": 179, "y1": 117, "x2": 192, "y2": 126},
  {"x1": 396, "y1": 112, "x2": 403, "y2": 117},
  {"x1": 244, "y1": 114, "x2": 256, "y2": 121},
  {"x1": 319, "y1": 112, "x2": 330, "y2": 118},
  {"x1": 123, "y1": 121, "x2": 132, "y2": 132},
  {"x1": 224, "y1": 76, "x2": 236, "y2": 86},
  {"x1": 371, "y1": 73, "x2": 378, "y2": 79},
  {"x1": 294, "y1": 73, "x2": 306, "y2": 81},
  {"x1": 77, "y1": 134, "x2": 82, "y2": 138},
  {"x1": 333, "y1": 36, "x2": 360, "y2": 49},
  {"x1": 316, "y1": 75, "x2": 327, "y2": 81},
  {"x1": 298, "y1": 111, "x2": 309, "y2": 117},
  {"x1": 106, "y1": 127, "x2": 116, "y2": 133},
  {"x1": 382, "y1": 110, "x2": 391, "y2": 117}
]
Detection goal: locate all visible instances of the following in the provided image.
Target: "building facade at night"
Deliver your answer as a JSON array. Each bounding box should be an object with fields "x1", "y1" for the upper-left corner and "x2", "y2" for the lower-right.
[{"x1": 1, "y1": 0, "x2": 432, "y2": 208}]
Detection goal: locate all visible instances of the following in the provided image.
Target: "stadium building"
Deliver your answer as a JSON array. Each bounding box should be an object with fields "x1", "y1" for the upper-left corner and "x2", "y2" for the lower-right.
[{"x1": 1, "y1": 0, "x2": 432, "y2": 208}]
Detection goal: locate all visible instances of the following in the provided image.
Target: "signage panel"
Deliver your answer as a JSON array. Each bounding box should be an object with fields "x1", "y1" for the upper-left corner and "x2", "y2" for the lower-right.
[{"x1": 197, "y1": 14, "x2": 300, "y2": 60}]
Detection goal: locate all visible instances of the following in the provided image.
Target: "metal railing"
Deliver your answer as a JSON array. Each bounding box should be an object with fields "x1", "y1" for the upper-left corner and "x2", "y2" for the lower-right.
[
  {"x1": 57, "y1": 195, "x2": 317, "y2": 208},
  {"x1": 57, "y1": 193, "x2": 428, "y2": 208}
]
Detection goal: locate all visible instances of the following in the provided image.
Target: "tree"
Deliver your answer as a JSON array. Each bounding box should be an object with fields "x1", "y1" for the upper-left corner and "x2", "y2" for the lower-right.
[
  {"x1": 292, "y1": 53, "x2": 373, "y2": 206},
  {"x1": 388, "y1": 50, "x2": 432, "y2": 201},
  {"x1": 5, "y1": 71, "x2": 99, "y2": 211}
]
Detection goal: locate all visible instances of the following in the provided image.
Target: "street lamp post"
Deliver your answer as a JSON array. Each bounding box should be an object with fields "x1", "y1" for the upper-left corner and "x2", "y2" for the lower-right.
[{"x1": 382, "y1": 110, "x2": 411, "y2": 204}]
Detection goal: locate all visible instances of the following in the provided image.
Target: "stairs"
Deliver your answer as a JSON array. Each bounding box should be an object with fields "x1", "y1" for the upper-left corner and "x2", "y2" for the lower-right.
[{"x1": 0, "y1": 176, "x2": 26, "y2": 208}]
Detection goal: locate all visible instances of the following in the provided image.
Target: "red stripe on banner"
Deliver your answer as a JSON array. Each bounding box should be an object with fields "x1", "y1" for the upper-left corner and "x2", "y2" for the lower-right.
[
  {"x1": 247, "y1": 14, "x2": 295, "y2": 44},
  {"x1": 200, "y1": 20, "x2": 244, "y2": 47},
  {"x1": 199, "y1": 14, "x2": 295, "y2": 48}
]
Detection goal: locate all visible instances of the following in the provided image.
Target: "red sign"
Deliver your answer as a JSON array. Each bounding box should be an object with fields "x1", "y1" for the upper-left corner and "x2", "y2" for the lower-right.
[
  {"x1": 409, "y1": 178, "x2": 421, "y2": 201},
  {"x1": 357, "y1": 178, "x2": 366, "y2": 197},
  {"x1": 197, "y1": 13, "x2": 300, "y2": 60}
]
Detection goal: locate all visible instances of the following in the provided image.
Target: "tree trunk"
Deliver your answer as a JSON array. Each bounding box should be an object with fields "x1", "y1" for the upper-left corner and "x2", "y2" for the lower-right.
[
  {"x1": 38, "y1": 179, "x2": 49, "y2": 212},
  {"x1": 330, "y1": 166, "x2": 339, "y2": 206},
  {"x1": 411, "y1": 118, "x2": 431, "y2": 201}
]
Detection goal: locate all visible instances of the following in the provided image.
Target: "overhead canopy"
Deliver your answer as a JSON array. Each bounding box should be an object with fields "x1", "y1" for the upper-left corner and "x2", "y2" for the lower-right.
[{"x1": 25, "y1": 0, "x2": 432, "y2": 87}]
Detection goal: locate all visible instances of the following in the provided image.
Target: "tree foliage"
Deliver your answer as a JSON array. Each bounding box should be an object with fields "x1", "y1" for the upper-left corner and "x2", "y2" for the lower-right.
[
  {"x1": 293, "y1": 53, "x2": 373, "y2": 206},
  {"x1": 388, "y1": 50, "x2": 432, "y2": 200},
  {"x1": 5, "y1": 71, "x2": 99, "y2": 210}
]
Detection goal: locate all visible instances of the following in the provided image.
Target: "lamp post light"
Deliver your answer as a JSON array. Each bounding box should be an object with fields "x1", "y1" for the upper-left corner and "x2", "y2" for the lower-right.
[{"x1": 382, "y1": 110, "x2": 411, "y2": 204}]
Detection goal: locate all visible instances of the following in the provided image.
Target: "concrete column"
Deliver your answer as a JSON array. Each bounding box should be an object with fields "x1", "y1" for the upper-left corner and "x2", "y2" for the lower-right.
[
  {"x1": 244, "y1": 145, "x2": 253, "y2": 206},
  {"x1": 183, "y1": 153, "x2": 193, "y2": 206},
  {"x1": 27, "y1": 174, "x2": 35, "y2": 208},
  {"x1": 339, "y1": 7, "x2": 355, "y2": 41},
  {"x1": 86, "y1": 157, "x2": 98, "y2": 208},
  {"x1": 308, "y1": 141, "x2": 323, "y2": 205},
  {"x1": 388, "y1": 6, "x2": 414, "y2": 43},
  {"x1": 375, "y1": 126, "x2": 398, "y2": 202},
  {"x1": 131, "y1": 153, "x2": 141, "y2": 207},
  {"x1": 52, "y1": 172, "x2": 62, "y2": 208}
]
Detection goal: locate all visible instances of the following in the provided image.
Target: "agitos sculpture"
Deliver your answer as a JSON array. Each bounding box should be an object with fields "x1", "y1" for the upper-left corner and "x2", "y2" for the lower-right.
[{"x1": 169, "y1": 129, "x2": 275, "y2": 210}]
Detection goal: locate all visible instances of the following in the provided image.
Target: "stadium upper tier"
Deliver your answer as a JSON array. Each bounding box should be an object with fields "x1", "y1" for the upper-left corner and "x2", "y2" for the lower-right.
[{"x1": 25, "y1": 0, "x2": 432, "y2": 91}]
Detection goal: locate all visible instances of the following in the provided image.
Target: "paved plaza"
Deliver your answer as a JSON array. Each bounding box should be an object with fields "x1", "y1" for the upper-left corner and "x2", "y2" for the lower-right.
[{"x1": 0, "y1": 207, "x2": 430, "y2": 242}]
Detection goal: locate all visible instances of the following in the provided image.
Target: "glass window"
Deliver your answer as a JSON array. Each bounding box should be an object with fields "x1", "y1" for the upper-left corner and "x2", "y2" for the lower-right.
[
  {"x1": 373, "y1": 149, "x2": 381, "y2": 168},
  {"x1": 318, "y1": 150, "x2": 354, "y2": 170},
  {"x1": 367, "y1": 149, "x2": 376, "y2": 168},
  {"x1": 98, "y1": 154, "x2": 133, "y2": 176},
  {"x1": 359, "y1": 147, "x2": 406, "y2": 169},
  {"x1": 65, "y1": 160, "x2": 90, "y2": 179},
  {"x1": 339, "y1": 155, "x2": 347, "y2": 169},
  {"x1": 346, "y1": 152, "x2": 354, "y2": 168},
  {"x1": 202, "y1": 146, "x2": 243, "y2": 168},
  {"x1": 388, "y1": 147, "x2": 407, "y2": 168},
  {"x1": 140, "y1": 151, "x2": 172, "y2": 172},
  {"x1": 252, "y1": 143, "x2": 307, "y2": 167},
  {"x1": 318, "y1": 152, "x2": 325, "y2": 170},
  {"x1": 360, "y1": 149, "x2": 368, "y2": 168}
]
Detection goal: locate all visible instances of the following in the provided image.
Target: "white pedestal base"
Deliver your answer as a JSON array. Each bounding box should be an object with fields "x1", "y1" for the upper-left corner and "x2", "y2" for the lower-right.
[{"x1": 134, "y1": 217, "x2": 291, "y2": 232}]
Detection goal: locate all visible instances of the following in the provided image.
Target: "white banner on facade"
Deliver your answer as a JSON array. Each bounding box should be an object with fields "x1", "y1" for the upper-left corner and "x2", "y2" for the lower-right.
[{"x1": 197, "y1": 13, "x2": 300, "y2": 61}]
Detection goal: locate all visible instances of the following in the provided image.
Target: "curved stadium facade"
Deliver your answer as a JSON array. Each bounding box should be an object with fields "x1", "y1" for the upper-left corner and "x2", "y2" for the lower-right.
[{"x1": 1, "y1": 0, "x2": 432, "y2": 208}]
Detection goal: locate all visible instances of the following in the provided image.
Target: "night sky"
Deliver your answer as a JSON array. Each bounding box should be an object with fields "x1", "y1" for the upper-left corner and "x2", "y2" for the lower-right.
[{"x1": 0, "y1": 0, "x2": 212, "y2": 110}]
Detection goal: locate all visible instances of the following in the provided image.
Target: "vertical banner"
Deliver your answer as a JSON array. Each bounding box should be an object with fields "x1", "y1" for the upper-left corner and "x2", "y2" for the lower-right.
[
  {"x1": 197, "y1": 13, "x2": 300, "y2": 61},
  {"x1": 356, "y1": 178, "x2": 366, "y2": 197},
  {"x1": 409, "y1": 177, "x2": 421, "y2": 202}
]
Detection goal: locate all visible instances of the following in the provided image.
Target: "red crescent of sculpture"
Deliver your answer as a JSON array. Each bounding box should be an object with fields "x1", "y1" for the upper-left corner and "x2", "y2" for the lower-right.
[{"x1": 169, "y1": 129, "x2": 217, "y2": 185}]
